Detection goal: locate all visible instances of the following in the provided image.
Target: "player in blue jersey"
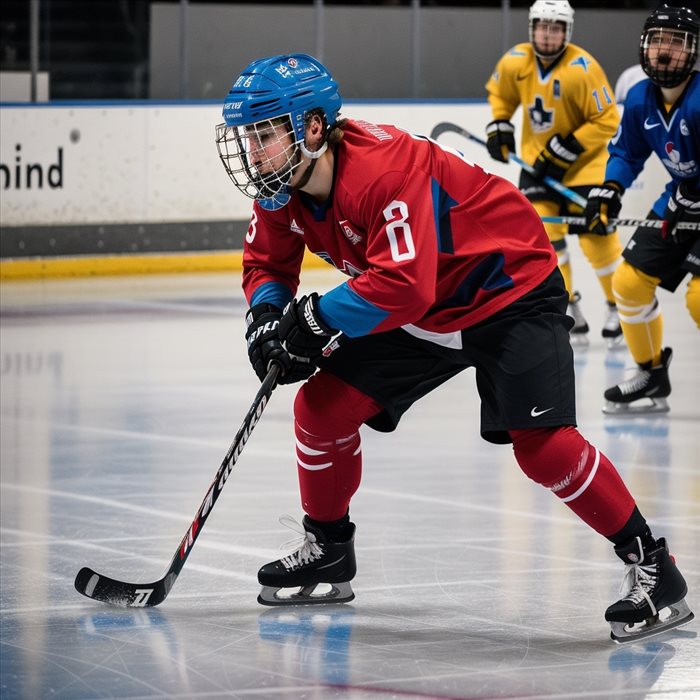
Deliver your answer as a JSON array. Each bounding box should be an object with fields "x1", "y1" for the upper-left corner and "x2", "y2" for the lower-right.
[{"x1": 584, "y1": 4, "x2": 699, "y2": 414}]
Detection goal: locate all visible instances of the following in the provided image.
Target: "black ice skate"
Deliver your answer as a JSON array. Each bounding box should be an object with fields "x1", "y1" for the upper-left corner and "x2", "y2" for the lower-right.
[
  {"x1": 602, "y1": 302, "x2": 624, "y2": 350},
  {"x1": 258, "y1": 515, "x2": 356, "y2": 607},
  {"x1": 606, "y1": 536, "x2": 694, "y2": 644},
  {"x1": 567, "y1": 291, "x2": 590, "y2": 346},
  {"x1": 603, "y1": 347, "x2": 672, "y2": 415}
]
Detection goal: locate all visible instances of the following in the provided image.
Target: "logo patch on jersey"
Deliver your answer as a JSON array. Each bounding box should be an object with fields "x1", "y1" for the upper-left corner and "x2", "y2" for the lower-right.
[
  {"x1": 338, "y1": 220, "x2": 362, "y2": 245},
  {"x1": 661, "y1": 142, "x2": 697, "y2": 176},
  {"x1": 290, "y1": 218, "x2": 304, "y2": 235},
  {"x1": 553, "y1": 79, "x2": 561, "y2": 98},
  {"x1": 569, "y1": 56, "x2": 591, "y2": 72},
  {"x1": 644, "y1": 118, "x2": 661, "y2": 130},
  {"x1": 528, "y1": 96, "x2": 554, "y2": 133},
  {"x1": 680, "y1": 119, "x2": 690, "y2": 136},
  {"x1": 665, "y1": 142, "x2": 680, "y2": 164}
]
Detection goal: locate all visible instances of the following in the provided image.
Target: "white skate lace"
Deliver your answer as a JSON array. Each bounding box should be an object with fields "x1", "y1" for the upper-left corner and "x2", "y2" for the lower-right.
[
  {"x1": 277, "y1": 514, "x2": 324, "y2": 571},
  {"x1": 618, "y1": 368, "x2": 652, "y2": 396},
  {"x1": 619, "y1": 562, "x2": 658, "y2": 615}
]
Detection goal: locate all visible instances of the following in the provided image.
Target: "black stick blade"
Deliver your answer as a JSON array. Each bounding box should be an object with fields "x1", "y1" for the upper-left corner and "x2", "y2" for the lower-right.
[
  {"x1": 430, "y1": 122, "x2": 462, "y2": 141},
  {"x1": 74, "y1": 567, "x2": 174, "y2": 608}
]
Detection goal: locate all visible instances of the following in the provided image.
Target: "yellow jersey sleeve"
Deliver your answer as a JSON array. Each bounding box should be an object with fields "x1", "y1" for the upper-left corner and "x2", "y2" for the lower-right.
[
  {"x1": 485, "y1": 43, "x2": 531, "y2": 121},
  {"x1": 485, "y1": 43, "x2": 619, "y2": 187}
]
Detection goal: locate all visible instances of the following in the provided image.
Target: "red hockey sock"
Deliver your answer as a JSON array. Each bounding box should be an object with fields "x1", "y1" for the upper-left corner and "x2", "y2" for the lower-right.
[
  {"x1": 294, "y1": 372, "x2": 382, "y2": 522},
  {"x1": 510, "y1": 426, "x2": 635, "y2": 537}
]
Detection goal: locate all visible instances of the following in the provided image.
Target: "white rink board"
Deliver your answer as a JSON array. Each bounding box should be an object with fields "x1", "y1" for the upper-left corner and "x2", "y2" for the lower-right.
[{"x1": 1, "y1": 101, "x2": 666, "y2": 228}]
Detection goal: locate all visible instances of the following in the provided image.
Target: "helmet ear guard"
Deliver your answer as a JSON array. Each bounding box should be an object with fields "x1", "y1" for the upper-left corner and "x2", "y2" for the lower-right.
[
  {"x1": 639, "y1": 4, "x2": 699, "y2": 88},
  {"x1": 216, "y1": 54, "x2": 342, "y2": 210}
]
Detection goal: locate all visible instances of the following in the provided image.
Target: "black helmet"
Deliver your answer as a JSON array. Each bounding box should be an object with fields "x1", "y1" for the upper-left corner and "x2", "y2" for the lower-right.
[{"x1": 639, "y1": 5, "x2": 699, "y2": 88}]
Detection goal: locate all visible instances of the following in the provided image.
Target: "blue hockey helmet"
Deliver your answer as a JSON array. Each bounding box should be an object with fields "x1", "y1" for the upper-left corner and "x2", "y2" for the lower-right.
[
  {"x1": 216, "y1": 54, "x2": 342, "y2": 210},
  {"x1": 222, "y1": 54, "x2": 341, "y2": 140}
]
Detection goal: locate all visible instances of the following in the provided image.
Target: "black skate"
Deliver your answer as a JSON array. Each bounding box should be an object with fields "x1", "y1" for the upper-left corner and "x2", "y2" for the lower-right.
[
  {"x1": 603, "y1": 347, "x2": 672, "y2": 415},
  {"x1": 258, "y1": 515, "x2": 356, "y2": 607},
  {"x1": 606, "y1": 536, "x2": 694, "y2": 644},
  {"x1": 602, "y1": 301, "x2": 624, "y2": 350},
  {"x1": 567, "y1": 291, "x2": 590, "y2": 346}
]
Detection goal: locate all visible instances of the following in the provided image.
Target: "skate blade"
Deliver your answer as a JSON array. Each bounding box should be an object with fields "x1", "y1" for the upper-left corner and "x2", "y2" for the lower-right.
[
  {"x1": 605, "y1": 336, "x2": 625, "y2": 351},
  {"x1": 257, "y1": 581, "x2": 355, "y2": 607},
  {"x1": 610, "y1": 600, "x2": 694, "y2": 644},
  {"x1": 602, "y1": 398, "x2": 670, "y2": 415}
]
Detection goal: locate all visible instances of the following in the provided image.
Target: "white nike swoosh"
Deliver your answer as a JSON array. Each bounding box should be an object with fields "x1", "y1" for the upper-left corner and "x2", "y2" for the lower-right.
[
  {"x1": 530, "y1": 406, "x2": 554, "y2": 417},
  {"x1": 644, "y1": 119, "x2": 661, "y2": 130}
]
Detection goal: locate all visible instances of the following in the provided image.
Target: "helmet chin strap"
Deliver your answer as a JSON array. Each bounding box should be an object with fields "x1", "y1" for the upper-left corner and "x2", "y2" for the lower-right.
[
  {"x1": 293, "y1": 138, "x2": 329, "y2": 191},
  {"x1": 300, "y1": 140, "x2": 328, "y2": 160}
]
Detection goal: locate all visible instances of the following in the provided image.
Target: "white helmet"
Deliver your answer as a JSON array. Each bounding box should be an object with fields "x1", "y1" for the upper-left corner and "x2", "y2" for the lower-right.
[{"x1": 529, "y1": 0, "x2": 575, "y2": 59}]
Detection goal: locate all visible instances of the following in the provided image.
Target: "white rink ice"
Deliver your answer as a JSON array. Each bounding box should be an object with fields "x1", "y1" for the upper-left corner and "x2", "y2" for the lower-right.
[{"x1": 1, "y1": 264, "x2": 699, "y2": 700}]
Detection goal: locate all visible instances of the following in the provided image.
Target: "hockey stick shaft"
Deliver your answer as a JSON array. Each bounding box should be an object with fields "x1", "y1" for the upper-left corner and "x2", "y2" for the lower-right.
[
  {"x1": 430, "y1": 121, "x2": 588, "y2": 209},
  {"x1": 540, "y1": 215, "x2": 698, "y2": 230},
  {"x1": 74, "y1": 362, "x2": 281, "y2": 607}
]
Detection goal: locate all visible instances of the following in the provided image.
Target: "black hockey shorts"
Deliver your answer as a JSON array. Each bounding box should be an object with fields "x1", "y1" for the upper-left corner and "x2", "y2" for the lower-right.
[
  {"x1": 518, "y1": 170, "x2": 593, "y2": 234},
  {"x1": 622, "y1": 211, "x2": 700, "y2": 292},
  {"x1": 317, "y1": 269, "x2": 577, "y2": 445}
]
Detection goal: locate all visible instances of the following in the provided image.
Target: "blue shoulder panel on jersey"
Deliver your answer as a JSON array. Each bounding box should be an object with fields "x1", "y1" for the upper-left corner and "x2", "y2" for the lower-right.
[
  {"x1": 250, "y1": 282, "x2": 294, "y2": 310},
  {"x1": 318, "y1": 283, "x2": 390, "y2": 338}
]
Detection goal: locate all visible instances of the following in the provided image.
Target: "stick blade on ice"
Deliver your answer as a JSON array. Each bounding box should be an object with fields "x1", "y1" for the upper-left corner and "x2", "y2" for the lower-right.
[{"x1": 74, "y1": 566, "x2": 172, "y2": 608}]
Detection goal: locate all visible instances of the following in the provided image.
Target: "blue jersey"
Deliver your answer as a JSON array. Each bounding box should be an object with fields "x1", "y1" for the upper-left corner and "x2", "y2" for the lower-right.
[{"x1": 605, "y1": 71, "x2": 699, "y2": 217}]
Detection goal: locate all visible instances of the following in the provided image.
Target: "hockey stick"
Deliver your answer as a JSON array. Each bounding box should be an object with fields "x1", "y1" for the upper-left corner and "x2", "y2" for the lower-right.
[
  {"x1": 74, "y1": 362, "x2": 282, "y2": 607},
  {"x1": 430, "y1": 121, "x2": 588, "y2": 209},
  {"x1": 541, "y1": 215, "x2": 698, "y2": 230}
]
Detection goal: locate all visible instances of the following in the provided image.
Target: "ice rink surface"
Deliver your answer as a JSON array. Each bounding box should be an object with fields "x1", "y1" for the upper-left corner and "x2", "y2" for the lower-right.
[{"x1": 1, "y1": 264, "x2": 698, "y2": 700}]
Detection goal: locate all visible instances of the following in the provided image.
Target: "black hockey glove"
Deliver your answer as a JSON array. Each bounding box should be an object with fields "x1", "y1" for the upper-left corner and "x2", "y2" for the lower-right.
[
  {"x1": 245, "y1": 303, "x2": 316, "y2": 385},
  {"x1": 584, "y1": 181, "x2": 624, "y2": 235},
  {"x1": 532, "y1": 133, "x2": 584, "y2": 182},
  {"x1": 663, "y1": 182, "x2": 700, "y2": 243},
  {"x1": 485, "y1": 120, "x2": 516, "y2": 163},
  {"x1": 278, "y1": 293, "x2": 337, "y2": 362}
]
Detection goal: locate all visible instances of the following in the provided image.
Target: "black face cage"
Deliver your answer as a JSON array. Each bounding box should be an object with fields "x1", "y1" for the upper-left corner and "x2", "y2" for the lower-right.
[
  {"x1": 215, "y1": 116, "x2": 301, "y2": 202},
  {"x1": 640, "y1": 27, "x2": 698, "y2": 88}
]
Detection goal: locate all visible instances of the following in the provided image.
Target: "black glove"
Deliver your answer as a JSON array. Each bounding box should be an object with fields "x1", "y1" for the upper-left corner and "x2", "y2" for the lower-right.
[
  {"x1": 663, "y1": 182, "x2": 700, "y2": 242},
  {"x1": 485, "y1": 120, "x2": 516, "y2": 163},
  {"x1": 532, "y1": 133, "x2": 584, "y2": 182},
  {"x1": 245, "y1": 303, "x2": 315, "y2": 385},
  {"x1": 583, "y1": 181, "x2": 624, "y2": 235},
  {"x1": 278, "y1": 293, "x2": 336, "y2": 362}
]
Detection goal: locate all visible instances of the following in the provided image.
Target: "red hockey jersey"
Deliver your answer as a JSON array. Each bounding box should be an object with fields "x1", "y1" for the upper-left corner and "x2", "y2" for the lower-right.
[{"x1": 242, "y1": 119, "x2": 556, "y2": 337}]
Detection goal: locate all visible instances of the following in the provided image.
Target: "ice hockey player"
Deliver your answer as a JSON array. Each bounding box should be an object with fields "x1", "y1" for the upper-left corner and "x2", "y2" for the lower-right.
[
  {"x1": 485, "y1": 0, "x2": 623, "y2": 347},
  {"x1": 216, "y1": 53, "x2": 693, "y2": 642},
  {"x1": 584, "y1": 4, "x2": 699, "y2": 415}
]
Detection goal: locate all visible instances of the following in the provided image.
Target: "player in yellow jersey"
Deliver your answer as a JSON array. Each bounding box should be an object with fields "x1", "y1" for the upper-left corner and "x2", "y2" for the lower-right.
[{"x1": 485, "y1": 0, "x2": 623, "y2": 347}]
